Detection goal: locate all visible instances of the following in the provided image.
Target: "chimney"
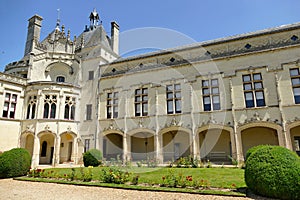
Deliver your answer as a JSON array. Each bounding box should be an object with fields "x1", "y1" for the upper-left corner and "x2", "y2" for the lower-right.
[
  {"x1": 24, "y1": 15, "x2": 43, "y2": 56},
  {"x1": 111, "y1": 21, "x2": 119, "y2": 54}
]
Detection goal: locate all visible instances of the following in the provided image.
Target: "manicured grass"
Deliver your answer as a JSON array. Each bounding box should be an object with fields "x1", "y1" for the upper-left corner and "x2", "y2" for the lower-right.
[
  {"x1": 132, "y1": 167, "x2": 245, "y2": 189},
  {"x1": 18, "y1": 166, "x2": 246, "y2": 197}
]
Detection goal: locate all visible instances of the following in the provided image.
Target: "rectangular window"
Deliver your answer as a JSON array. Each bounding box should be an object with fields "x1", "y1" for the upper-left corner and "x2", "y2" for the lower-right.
[
  {"x1": 202, "y1": 79, "x2": 221, "y2": 111},
  {"x1": 84, "y1": 139, "x2": 90, "y2": 152},
  {"x1": 107, "y1": 92, "x2": 118, "y2": 118},
  {"x1": 290, "y1": 68, "x2": 300, "y2": 104},
  {"x1": 86, "y1": 104, "x2": 92, "y2": 120},
  {"x1": 135, "y1": 88, "x2": 148, "y2": 116},
  {"x1": 242, "y1": 73, "x2": 265, "y2": 108},
  {"x1": 2, "y1": 93, "x2": 17, "y2": 118},
  {"x1": 88, "y1": 71, "x2": 94, "y2": 80},
  {"x1": 166, "y1": 84, "x2": 181, "y2": 114}
]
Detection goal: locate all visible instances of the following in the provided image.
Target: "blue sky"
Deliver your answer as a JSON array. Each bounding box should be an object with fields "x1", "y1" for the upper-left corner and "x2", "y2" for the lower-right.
[{"x1": 0, "y1": 0, "x2": 300, "y2": 71}]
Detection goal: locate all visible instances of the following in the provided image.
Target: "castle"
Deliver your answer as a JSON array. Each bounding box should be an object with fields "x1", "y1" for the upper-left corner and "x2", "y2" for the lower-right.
[{"x1": 1, "y1": 9, "x2": 300, "y2": 167}]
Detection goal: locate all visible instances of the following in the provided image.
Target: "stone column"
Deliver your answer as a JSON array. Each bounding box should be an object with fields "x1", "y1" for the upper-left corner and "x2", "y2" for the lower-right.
[
  {"x1": 122, "y1": 133, "x2": 128, "y2": 162},
  {"x1": 31, "y1": 135, "x2": 40, "y2": 168},
  {"x1": 72, "y1": 136, "x2": 78, "y2": 163},
  {"x1": 155, "y1": 132, "x2": 163, "y2": 163},
  {"x1": 235, "y1": 129, "x2": 244, "y2": 162},
  {"x1": 229, "y1": 77, "x2": 242, "y2": 163},
  {"x1": 193, "y1": 130, "x2": 200, "y2": 160},
  {"x1": 53, "y1": 135, "x2": 61, "y2": 166}
]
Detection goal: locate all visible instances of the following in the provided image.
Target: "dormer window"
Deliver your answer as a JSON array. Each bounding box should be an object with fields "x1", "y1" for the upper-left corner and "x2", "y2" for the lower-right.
[{"x1": 56, "y1": 76, "x2": 65, "y2": 83}]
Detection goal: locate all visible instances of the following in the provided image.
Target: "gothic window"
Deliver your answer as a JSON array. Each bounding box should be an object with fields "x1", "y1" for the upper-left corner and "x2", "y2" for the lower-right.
[
  {"x1": 107, "y1": 92, "x2": 118, "y2": 118},
  {"x1": 290, "y1": 68, "x2": 300, "y2": 104},
  {"x1": 26, "y1": 95, "x2": 37, "y2": 119},
  {"x1": 166, "y1": 84, "x2": 181, "y2": 114},
  {"x1": 43, "y1": 95, "x2": 57, "y2": 119},
  {"x1": 56, "y1": 76, "x2": 65, "y2": 83},
  {"x1": 41, "y1": 141, "x2": 47, "y2": 157},
  {"x1": 2, "y1": 93, "x2": 17, "y2": 118},
  {"x1": 64, "y1": 96, "x2": 76, "y2": 120},
  {"x1": 202, "y1": 79, "x2": 221, "y2": 111},
  {"x1": 135, "y1": 88, "x2": 148, "y2": 116},
  {"x1": 243, "y1": 73, "x2": 265, "y2": 108}
]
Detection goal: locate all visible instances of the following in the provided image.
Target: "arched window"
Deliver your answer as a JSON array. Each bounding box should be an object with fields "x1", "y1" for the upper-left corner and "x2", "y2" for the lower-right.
[
  {"x1": 41, "y1": 141, "x2": 47, "y2": 157},
  {"x1": 56, "y1": 76, "x2": 65, "y2": 83},
  {"x1": 43, "y1": 95, "x2": 57, "y2": 119},
  {"x1": 64, "y1": 96, "x2": 76, "y2": 120},
  {"x1": 64, "y1": 104, "x2": 69, "y2": 119},
  {"x1": 31, "y1": 104, "x2": 36, "y2": 119},
  {"x1": 27, "y1": 96, "x2": 37, "y2": 119},
  {"x1": 50, "y1": 104, "x2": 56, "y2": 118},
  {"x1": 26, "y1": 104, "x2": 31, "y2": 119},
  {"x1": 43, "y1": 103, "x2": 49, "y2": 118},
  {"x1": 70, "y1": 105, "x2": 75, "y2": 120}
]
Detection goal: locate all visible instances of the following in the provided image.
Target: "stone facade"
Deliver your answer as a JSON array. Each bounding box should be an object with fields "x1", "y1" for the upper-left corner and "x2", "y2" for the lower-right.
[{"x1": 0, "y1": 9, "x2": 300, "y2": 167}]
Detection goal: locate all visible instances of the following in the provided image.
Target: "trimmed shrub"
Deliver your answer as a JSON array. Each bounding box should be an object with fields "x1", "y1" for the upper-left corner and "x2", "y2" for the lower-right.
[
  {"x1": 245, "y1": 145, "x2": 265, "y2": 162},
  {"x1": 0, "y1": 148, "x2": 31, "y2": 178},
  {"x1": 245, "y1": 145, "x2": 300, "y2": 200},
  {"x1": 83, "y1": 149, "x2": 102, "y2": 167}
]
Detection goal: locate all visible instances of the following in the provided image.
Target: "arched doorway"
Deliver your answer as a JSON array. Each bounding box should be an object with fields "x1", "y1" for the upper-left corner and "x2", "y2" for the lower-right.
[
  {"x1": 241, "y1": 126, "x2": 279, "y2": 158},
  {"x1": 198, "y1": 128, "x2": 231, "y2": 163},
  {"x1": 160, "y1": 128, "x2": 190, "y2": 162},
  {"x1": 103, "y1": 132, "x2": 123, "y2": 160},
  {"x1": 20, "y1": 132, "x2": 34, "y2": 157},
  {"x1": 38, "y1": 132, "x2": 55, "y2": 164},
  {"x1": 289, "y1": 126, "x2": 300, "y2": 156},
  {"x1": 60, "y1": 132, "x2": 76, "y2": 163},
  {"x1": 130, "y1": 132, "x2": 154, "y2": 161}
]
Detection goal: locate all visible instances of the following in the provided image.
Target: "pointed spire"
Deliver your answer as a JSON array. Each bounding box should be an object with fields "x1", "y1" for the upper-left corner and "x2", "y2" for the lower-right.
[{"x1": 55, "y1": 8, "x2": 61, "y2": 31}]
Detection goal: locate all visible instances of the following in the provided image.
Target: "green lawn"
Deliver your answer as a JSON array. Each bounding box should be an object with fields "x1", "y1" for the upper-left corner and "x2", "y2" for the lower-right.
[{"x1": 39, "y1": 166, "x2": 245, "y2": 189}]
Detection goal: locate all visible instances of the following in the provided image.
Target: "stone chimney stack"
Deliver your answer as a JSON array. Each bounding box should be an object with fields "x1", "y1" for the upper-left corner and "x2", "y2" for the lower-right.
[
  {"x1": 111, "y1": 21, "x2": 119, "y2": 54},
  {"x1": 24, "y1": 15, "x2": 43, "y2": 56}
]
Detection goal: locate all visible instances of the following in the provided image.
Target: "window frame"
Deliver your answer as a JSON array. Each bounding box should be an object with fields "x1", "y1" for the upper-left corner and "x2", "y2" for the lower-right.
[
  {"x1": 202, "y1": 79, "x2": 221, "y2": 111},
  {"x1": 84, "y1": 139, "x2": 90, "y2": 152},
  {"x1": 242, "y1": 73, "x2": 266, "y2": 108},
  {"x1": 86, "y1": 104, "x2": 92, "y2": 120},
  {"x1": 43, "y1": 95, "x2": 57, "y2": 119},
  {"x1": 290, "y1": 68, "x2": 300, "y2": 104},
  {"x1": 56, "y1": 76, "x2": 65, "y2": 83},
  {"x1": 166, "y1": 84, "x2": 181, "y2": 114},
  {"x1": 2, "y1": 93, "x2": 17, "y2": 119},
  {"x1": 26, "y1": 95, "x2": 37, "y2": 119},
  {"x1": 106, "y1": 92, "x2": 119, "y2": 119},
  {"x1": 64, "y1": 96, "x2": 76, "y2": 120},
  {"x1": 134, "y1": 88, "x2": 148, "y2": 117},
  {"x1": 88, "y1": 71, "x2": 94, "y2": 80}
]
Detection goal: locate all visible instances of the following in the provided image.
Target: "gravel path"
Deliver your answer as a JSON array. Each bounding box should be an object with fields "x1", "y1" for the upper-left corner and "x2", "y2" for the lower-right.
[{"x1": 0, "y1": 179, "x2": 257, "y2": 200}]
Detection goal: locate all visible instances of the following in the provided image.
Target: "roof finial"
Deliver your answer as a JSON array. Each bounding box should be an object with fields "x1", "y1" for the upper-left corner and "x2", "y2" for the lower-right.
[
  {"x1": 89, "y1": 8, "x2": 100, "y2": 28},
  {"x1": 55, "y1": 8, "x2": 61, "y2": 31}
]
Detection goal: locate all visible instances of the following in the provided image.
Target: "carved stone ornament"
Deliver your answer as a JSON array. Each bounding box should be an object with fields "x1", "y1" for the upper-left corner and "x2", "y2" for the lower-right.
[
  {"x1": 138, "y1": 118, "x2": 144, "y2": 128},
  {"x1": 45, "y1": 125, "x2": 50, "y2": 130},
  {"x1": 170, "y1": 117, "x2": 179, "y2": 126},
  {"x1": 103, "y1": 121, "x2": 120, "y2": 131}
]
